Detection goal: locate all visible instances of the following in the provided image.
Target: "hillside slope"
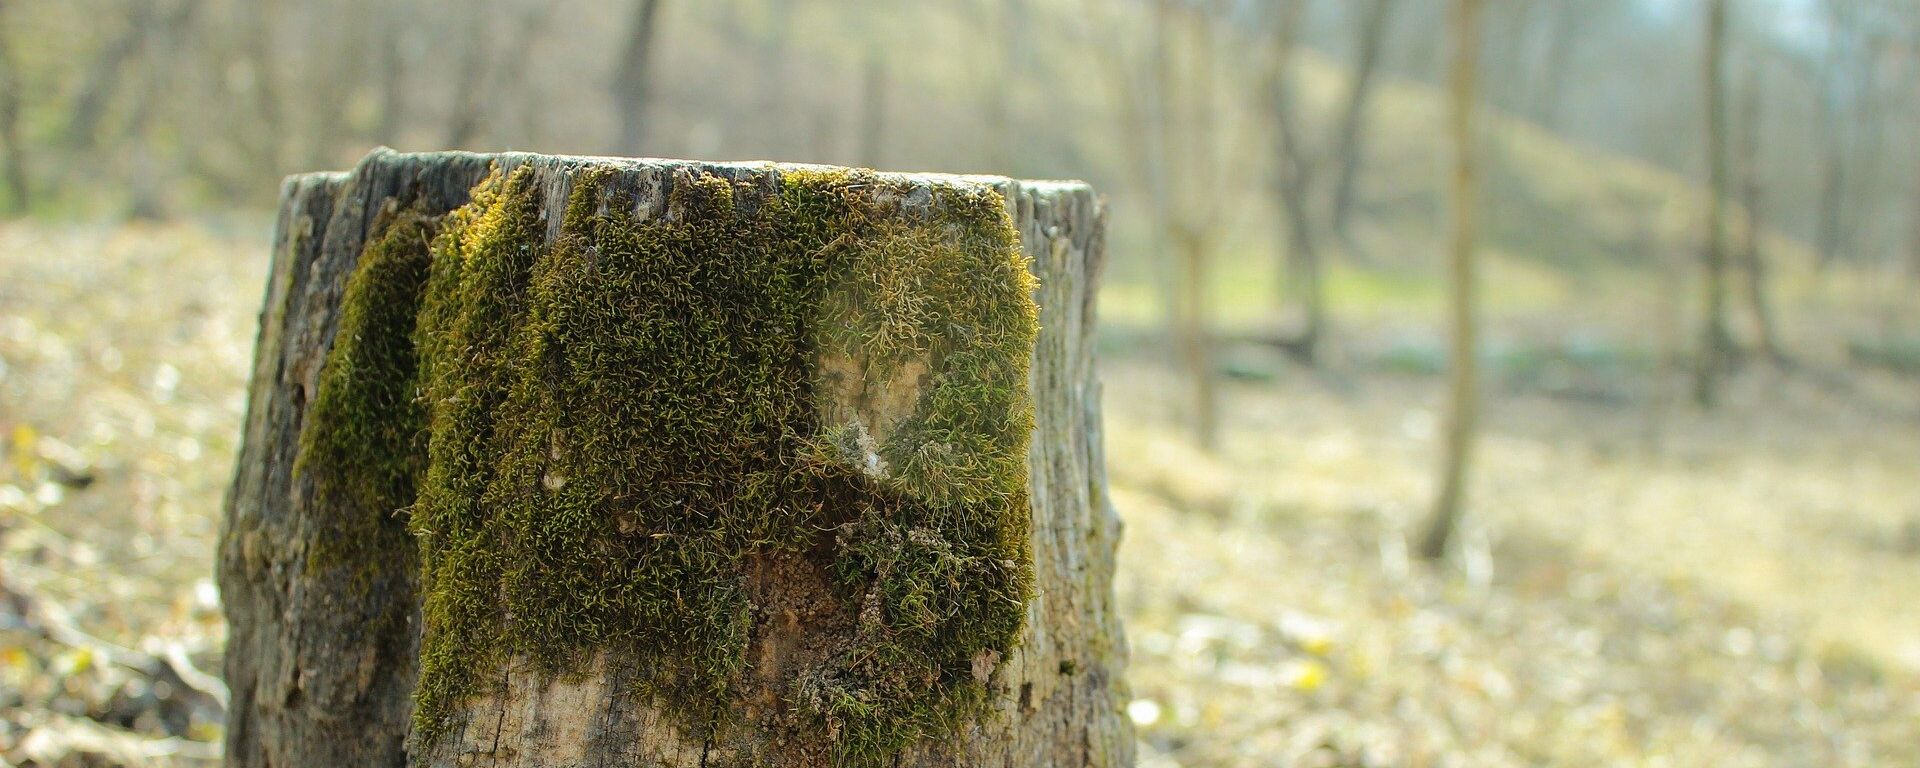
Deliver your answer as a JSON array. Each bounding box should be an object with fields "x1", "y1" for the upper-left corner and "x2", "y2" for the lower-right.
[{"x1": 1102, "y1": 47, "x2": 1824, "y2": 333}]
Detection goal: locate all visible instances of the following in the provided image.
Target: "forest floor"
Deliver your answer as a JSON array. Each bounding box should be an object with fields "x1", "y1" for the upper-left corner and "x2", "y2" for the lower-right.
[
  {"x1": 1106, "y1": 351, "x2": 1920, "y2": 767},
  {"x1": 1, "y1": 219, "x2": 1917, "y2": 766}
]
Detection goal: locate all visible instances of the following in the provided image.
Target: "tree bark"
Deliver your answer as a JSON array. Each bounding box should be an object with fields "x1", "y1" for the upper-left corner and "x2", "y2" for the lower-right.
[{"x1": 219, "y1": 149, "x2": 1132, "y2": 767}]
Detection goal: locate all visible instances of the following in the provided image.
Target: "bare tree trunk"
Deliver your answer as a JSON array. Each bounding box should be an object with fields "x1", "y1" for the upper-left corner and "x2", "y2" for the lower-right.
[
  {"x1": 1848, "y1": 28, "x2": 1888, "y2": 271},
  {"x1": 241, "y1": 0, "x2": 286, "y2": 177},
  {"x1": 1157, "y1": 0, "x2": 1222, "y2": 449},
  {"x1": 443, "y1": 10, "x2": 493, "y2": 150},
  {"x1": 497, "y1": 3, "x2": 561, "y2": 149},
  {"x1": 1693, "y1": 0, "x2": 1732, "y2": 408},
  {"x1": 755, "y1": 0, "x2": 795, "y2": 116},
  {"x1": 302, "y1": 22, "x2": 365, "y2": 172},
  {"x1": 1908, "y1": 15, "x2": 1920, "y2": 285},
  {"x1": 1814, "y1": 5, "x2": 1851, "y2": 272},
  {"x1": 1327, "y1": 0, "x2": 1396, "y2": 238},
  {"x1": 374, "y1": 7, "x2": 407, "y2": 147},
  {"x1": 1264, "y1": 0, "x2": 1326, "y2": 364},
  {"x1": 0, "y1": 0, "x2": 25, "y2": 213},
  {"x1": 1644, "y1": 232, "x2": 1682, "y2": 453},
  {"x1": 1418, "y1": 0, "x2": 1483, "y2": 562},
  {"x1": 220, "y1": 149, "x2": 1133, "y2": 768},
  {"x1": 63, "y1": 1, "x2": 153, "y2": 151},
  {"x1": 437, "y1": 3, "x2": 558, "y2": 152},
  {"x1": 1173, "y1": 224, "x2": 1219, "y2": 450},
  {"x1": 1527, "y1": 0, "x2": 1590, "y2": 132},
  {"x1": 112, "y1": 0, "x2": 203, "y2": 218},
  {"x1": 1087, "y1": 0, "x2": 1180, "y2": 354},
  {"x1": 1483, "y1": 0, "x2": 1534, "y2": 115},
  {"x1": 1911, "y1": 131, "x2": 1920, "y2": 282},
  {"x1": 1733, "y1": 61, "x2": 1783, "y2": 364},
  {"x1": 858, "y1": 48, "x2": 888, "y2": 169},
  {"x1": 613, "y1": 0, "x2": 666, "y2": 155},
  {"x1": 988, "y1": 0, "x2": 1028, "y2": 172},
  {"x1": 1816, "y1": 148, "x2": 1846, "y2": 271}
]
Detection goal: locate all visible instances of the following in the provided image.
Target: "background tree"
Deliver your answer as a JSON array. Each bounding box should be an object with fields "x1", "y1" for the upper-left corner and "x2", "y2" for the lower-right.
[
  {"x1": 1813, "y1": 0, "x2": 1860, "y2": 272},
  {"x1": 613, "y1": 0, "x2": 665, "y2": 156},
  {"x1": 854, "y1": 0, "x2": 892, "y2": 169},
  {"x1": 1327, "y1": 0, "x2": 1398, "y2": 240},
  {"x1": 1525, "y1": 0, "x2": 1595, "y2": 132},
  {"x1": 1419, "y1": 0, "x2": 1484, "y2": 562},
  {"x1": 858, "y1": 47, "x2": 888, "y2": 168},
  {"x1": 1085, "y1": 0, "x2": 1190, "y2": 431},
  {"x1": 990, "y1": 0, "x2": 1030, "y2": 172},
  {"x1": 1154, "y1": 0, "x2": 1226, "y2": 448},
  {"x1": 1734, "y1": 57, "x2": 1784, "y2": 364},
  {"x1": 63, "y1": 0, "x2": 161, "y2": 153},
  {"x1": 1263, "y1": 0, "x2": 1327, "y2": 363},
  {"x1": 1695, "y1": 0, "x2": 1733, "y2": 407},
  {"x1": 0, "y1": 0, "x2": 26, "y2": 214},
  {"x1": 1259, "y1": 0, "x2": 1404, "y2": 364}
]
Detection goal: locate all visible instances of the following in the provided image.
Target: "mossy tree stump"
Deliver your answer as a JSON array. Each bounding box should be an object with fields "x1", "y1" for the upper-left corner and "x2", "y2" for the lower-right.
[{"x1": 219, "y1": 149, "x2": 1132, "y2": 767}]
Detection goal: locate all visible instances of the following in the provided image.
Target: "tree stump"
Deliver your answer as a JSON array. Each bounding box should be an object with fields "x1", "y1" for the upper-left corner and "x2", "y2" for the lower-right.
[{"x1": 218, "y1": 149, "x2": 1132, "y2": 767}]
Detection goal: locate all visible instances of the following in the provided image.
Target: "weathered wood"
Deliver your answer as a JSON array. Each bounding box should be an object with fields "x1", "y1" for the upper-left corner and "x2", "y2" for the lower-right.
[{"x1": 219, "y1": 149, "x2": 1132, "y2": 767}]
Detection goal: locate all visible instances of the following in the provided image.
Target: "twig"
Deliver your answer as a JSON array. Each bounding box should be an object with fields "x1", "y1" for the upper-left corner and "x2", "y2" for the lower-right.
[
  {"x1": 6, "y1": 710, "x2": 221, "y2": 764},
  {"x1": 2, "y1": 576, "x2": 229, "y2": 710}
]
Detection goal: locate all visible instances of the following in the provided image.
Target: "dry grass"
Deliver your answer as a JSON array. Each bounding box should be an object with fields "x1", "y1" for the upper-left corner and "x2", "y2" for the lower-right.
[
  {"x1": 1109, "y1": 356, "x2": 1920, "y2": 767},
  {"x1": 1, "y1": 218, "x2": 262, "y2": 765}
]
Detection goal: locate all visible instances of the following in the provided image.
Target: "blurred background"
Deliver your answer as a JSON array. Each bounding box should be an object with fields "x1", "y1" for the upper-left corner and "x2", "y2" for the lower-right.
[{"x1": 2, "y1": 0, "x2": 1919, "y2": 765}]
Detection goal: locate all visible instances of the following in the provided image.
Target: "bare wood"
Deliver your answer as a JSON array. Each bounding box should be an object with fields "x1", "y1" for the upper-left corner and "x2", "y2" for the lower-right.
[{"x1": 219, "y1": 149, "x2": 1132, "y2": 767}]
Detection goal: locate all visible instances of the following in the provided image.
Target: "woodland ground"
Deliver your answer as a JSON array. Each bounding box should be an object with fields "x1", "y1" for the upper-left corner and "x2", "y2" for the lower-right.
[{"x1": 1, "y1": 219, "x2": 1918, "y2": 766}]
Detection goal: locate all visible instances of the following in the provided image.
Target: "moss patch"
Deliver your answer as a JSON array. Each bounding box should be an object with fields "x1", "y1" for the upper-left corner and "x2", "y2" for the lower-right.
[
  {"x1": 298, "y1": 163, "x2": 1038, "y2": 765},
  {"x1": 296, "y1": 202, "x2": 437, "y2": 587}
]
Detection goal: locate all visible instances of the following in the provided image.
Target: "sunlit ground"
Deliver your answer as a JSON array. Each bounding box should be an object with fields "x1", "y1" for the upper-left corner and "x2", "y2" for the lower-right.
[
  {"x1": 1107, "y1": 356, "x2": 1920, "y2": 766},
  {"x1": 2, "y1": 219, "x2": 1917, "y2": 765}
]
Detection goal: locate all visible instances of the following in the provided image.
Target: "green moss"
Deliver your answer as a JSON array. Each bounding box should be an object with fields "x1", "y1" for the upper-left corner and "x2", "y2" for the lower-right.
[
  {"x1": 299, "y1": 162, "x2": 1038, "y2": 765},
  {"x1": 296, "y1": 202, "x2": 437, "y2": 588}
]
